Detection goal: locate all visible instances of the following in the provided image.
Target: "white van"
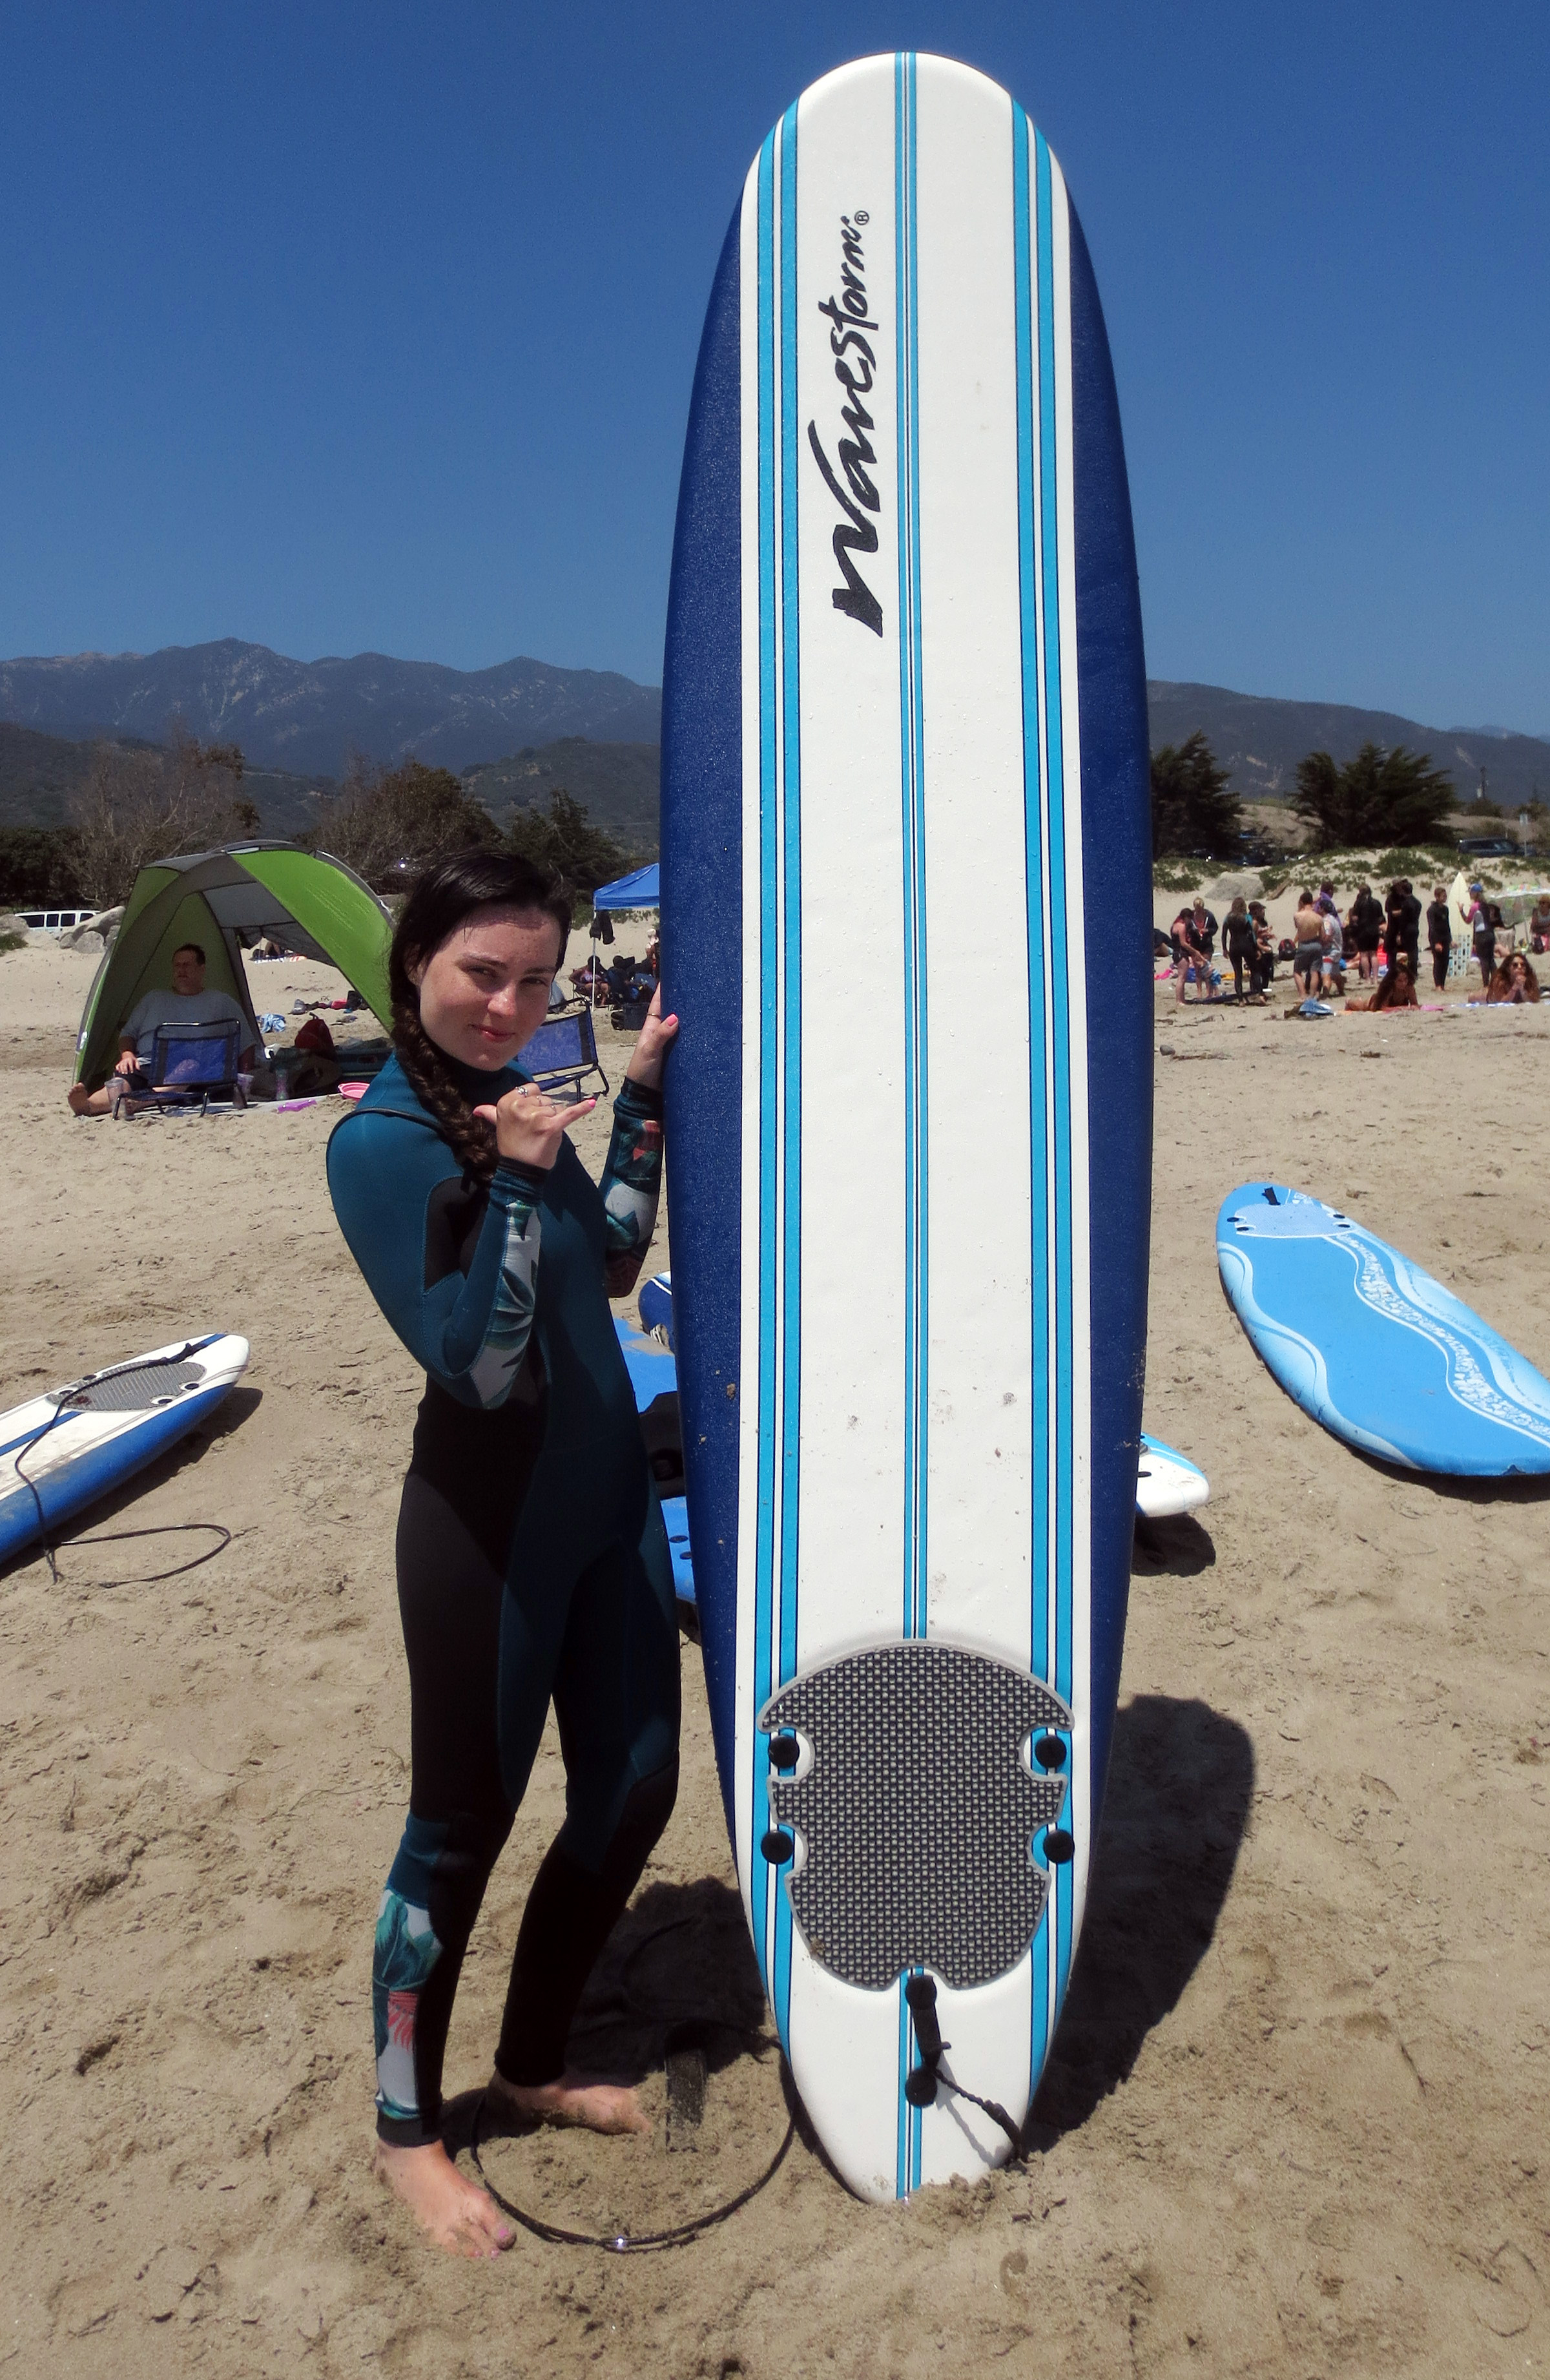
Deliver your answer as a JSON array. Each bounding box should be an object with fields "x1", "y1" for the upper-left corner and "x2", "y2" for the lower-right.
[{"x1": 17, "y1": 907, "x2": 96, "y2": 933}]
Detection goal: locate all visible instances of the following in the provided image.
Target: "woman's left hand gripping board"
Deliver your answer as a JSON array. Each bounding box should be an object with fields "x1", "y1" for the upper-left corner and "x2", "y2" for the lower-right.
[{"x1": 623, "y1": 986, "x2": 679, "y2": 1091}]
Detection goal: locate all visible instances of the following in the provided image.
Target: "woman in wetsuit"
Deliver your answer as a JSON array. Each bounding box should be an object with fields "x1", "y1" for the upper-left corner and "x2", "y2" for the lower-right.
[{"x1": 327, "y1": 850, "x2": 680, "y2": 2257}]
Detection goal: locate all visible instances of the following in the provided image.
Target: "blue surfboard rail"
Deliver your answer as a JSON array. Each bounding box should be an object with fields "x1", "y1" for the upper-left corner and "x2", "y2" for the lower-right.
[
  {"x1": 1217, "y1": 1181, "x2": 1550, "y2": 1476},
  {"x1": 660, "y1": 195, "x2": 747, "y2": 1824}
]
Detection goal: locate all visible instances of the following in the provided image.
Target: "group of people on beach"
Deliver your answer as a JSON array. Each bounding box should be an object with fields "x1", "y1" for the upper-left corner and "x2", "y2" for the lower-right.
[
  {"x1": 569, "y1": 932, "x2": 660, "y2": 1008},
  {"x1": 1170, "y1": 879, "x2": 1544, "y2": 1011}
]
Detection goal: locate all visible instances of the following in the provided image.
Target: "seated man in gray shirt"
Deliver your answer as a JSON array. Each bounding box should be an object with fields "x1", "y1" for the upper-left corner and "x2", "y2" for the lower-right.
[{"x1": 68, "y1": 941, "x2": 258, "y2": 1115}]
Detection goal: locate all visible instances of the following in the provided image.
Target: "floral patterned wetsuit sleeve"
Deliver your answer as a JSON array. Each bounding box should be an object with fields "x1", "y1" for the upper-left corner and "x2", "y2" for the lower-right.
[
  {"x1": 428, "y1": 1160, "x2": 547, "y2": 1406},
  {"x1": 600, "y1": 1080, "x2": 664, "y2": 1298}
]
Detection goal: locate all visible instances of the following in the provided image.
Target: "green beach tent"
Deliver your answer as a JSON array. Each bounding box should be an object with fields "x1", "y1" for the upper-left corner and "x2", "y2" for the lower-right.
[{"x1": 72, "y1": 840, "x2": 393, "y2": 1089}]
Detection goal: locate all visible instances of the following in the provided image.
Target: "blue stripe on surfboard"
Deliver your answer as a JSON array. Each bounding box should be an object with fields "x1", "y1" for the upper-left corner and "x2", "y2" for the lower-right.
[
  {"x1": 896, "y1": 48, "x2": 927, "y2": 1657},
  {"x1": 1035, "y1": 128, "x2": 1073, "y2": 1722},
  {"x1": 772, "y1": 92, "x2": 800, "y2": 2058},
  {"x1": 1034, "y1": 126, "x2": 1077, "y2": 2015},
  {"x1": 1012, "y1": 107, "x2": 1049, "y2": 1697},
  {"x1": 896, "y1": 1978, "x2": 910, "y2": 2198},
  {"x1": 894, "y1": 47, "x2": 928, "y2": 2200},
  {"x1": 751, "y1": 120, "x2": 778, "y2": 2009},
  {"x1": 0, "y1": 1407, "x2": 88, "y2": 1465},
  {"x1": 1011, "y1": 100, "x2": 1051, "y2": 2116}
]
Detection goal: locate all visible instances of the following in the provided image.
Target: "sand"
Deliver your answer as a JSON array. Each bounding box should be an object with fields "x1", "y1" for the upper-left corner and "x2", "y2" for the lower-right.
[{"x1": 3, "y1": 934, "x2": 1547, "y2": 2379}]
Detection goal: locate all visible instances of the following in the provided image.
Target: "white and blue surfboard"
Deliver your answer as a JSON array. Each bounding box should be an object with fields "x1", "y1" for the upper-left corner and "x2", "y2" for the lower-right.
[
  {"x1": 1135, "y1": 1434, "x2": 1209, "y2": 1519},
  {"x1": 661, "y1": 54, "x2": 1151, "y2": 2201},
  {"x1": 0, "y1": 1334, "x2": 250, "y2": 1565},
  {"x1": 1218, "y1": 1184, "x2": 1550, "y2": 1475}
]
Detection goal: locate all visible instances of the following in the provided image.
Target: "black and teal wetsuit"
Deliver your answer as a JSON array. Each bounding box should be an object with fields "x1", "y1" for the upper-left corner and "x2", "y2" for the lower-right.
[{"x1": 326, "y1": 1053, "x2": 678, "y2": 2146}]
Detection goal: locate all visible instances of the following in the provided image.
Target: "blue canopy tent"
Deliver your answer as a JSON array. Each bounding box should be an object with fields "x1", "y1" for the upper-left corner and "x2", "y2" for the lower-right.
[{"x1": 593, "y1": 863, "x2": 659, "y2": 909}]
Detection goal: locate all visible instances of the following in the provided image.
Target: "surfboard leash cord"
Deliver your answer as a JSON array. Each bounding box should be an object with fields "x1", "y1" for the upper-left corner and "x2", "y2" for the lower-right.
[
  {"x1": 10, "y1": 1348, "x2": 233, "y2": 1587},
  {"x1": 467, "y1": 2091, "x2": 795, "y2": 2255},
  {"x1": 466, "y1": 1909, "x2": 796, "y2": 2253},
  {"x1": 904, "y1": 1973, "x2": 1026, "y2": 2159}
]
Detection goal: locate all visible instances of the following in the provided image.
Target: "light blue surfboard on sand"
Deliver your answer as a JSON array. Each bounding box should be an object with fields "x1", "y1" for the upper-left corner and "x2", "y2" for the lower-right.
[
  {"x1": 660, "y1": 54, "x2": 1151, "y2": 2201},
  {"x1": 1217, "y1": 1183, "x2": 1550, "y2": 1476}
]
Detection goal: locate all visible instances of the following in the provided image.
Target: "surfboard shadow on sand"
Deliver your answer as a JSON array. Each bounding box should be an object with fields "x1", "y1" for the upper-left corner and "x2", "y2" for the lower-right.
[
  {"x1": 1132, "y1": 1510, "x2": 1217, "y2": 1576},
  {"x1": 1024, "y1": 1693, "x2": 1255, "y2": 2147}
]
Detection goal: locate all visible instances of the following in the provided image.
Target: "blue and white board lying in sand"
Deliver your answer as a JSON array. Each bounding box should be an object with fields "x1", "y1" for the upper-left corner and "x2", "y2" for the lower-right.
[
  {"x1": 1135, "y1": 1435, "x2": 1209, "y2": 1519},
  {"x1": 1217, "y1": 1184, "x2": 1550, "y2": 1476},
  {"x1": 660, "y1": 54, "x2": 1151, "y2": 2202},
  {"x1": 0, "y1": 1334, "x2": 250, "y2": 1563},
  {"x1": 613, "y1": 1316, "x2": 696, "y2": 1611}
]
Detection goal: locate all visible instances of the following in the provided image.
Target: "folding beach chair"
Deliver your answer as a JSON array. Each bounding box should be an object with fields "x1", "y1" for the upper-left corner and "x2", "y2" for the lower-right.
[
  {"x1": 514, "y1": 1008, "x2": 610, "y2": 1104},
  {"x1": 143, "y1": 1018, "x2": 245, "y2": 1113}
]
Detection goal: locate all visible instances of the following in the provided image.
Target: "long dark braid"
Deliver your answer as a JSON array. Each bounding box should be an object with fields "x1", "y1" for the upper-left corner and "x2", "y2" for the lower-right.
[{"x1": 388, "y1": 849, "x2": 572, "y2": 1188}]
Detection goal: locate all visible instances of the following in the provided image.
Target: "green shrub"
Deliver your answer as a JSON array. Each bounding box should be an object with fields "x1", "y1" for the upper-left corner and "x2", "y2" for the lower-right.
[
  {"x1": 1374, "y1": 846, "x2": 1455, "y2": 879},
  {"x1": 1153, "y1": 862, "x2": 1203, "y2": 892}
]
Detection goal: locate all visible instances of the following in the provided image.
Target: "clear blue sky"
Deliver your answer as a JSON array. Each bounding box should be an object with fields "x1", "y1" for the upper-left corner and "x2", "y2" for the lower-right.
[{"x1": 3, "y1": 1, "x2": 1546, "y2": 733}]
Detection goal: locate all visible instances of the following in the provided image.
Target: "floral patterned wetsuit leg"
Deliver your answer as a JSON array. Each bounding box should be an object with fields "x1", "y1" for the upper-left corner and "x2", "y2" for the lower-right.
[{"x1": 327, "y1": 1059, "x2": 679, "y2": 2145}]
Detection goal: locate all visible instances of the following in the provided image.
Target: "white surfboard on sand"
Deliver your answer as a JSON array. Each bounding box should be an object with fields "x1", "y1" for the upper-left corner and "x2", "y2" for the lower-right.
[
  {"x1": 1135, "y1": 1435, "x2": 1209, "y2": 1519},
  {"x1": 0, "y1": 1335, "x2": 249, "y2": 1563}
]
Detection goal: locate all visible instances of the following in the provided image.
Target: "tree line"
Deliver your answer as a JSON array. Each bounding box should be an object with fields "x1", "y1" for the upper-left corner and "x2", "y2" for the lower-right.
[
  {"x1": 0, "y1": 711, "x2": 1473, "y2": 905},
  {"x1": 1152, "y1": 730, "x2": 1460, "y2": 857},
  {"x1": 0, "y1": 733, "x2": 636, "y2": 913},
  {"x1": 305, "y1": 755, "x2": 634, "y2": 913}
]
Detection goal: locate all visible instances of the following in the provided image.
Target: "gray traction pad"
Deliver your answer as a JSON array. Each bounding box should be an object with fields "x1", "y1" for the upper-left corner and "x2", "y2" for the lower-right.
[
  {"x1": 761, "y1": 1641, "x2": 1070, "y2": 1991},
  {"x1": 52, "y1": 1358, "x2": 206, "y2": 1414}
]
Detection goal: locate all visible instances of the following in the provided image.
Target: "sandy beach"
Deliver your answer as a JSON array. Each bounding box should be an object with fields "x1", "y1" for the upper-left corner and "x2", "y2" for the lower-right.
[{"x1": 3, "y1": 924, "x2": 1548, "y2": 2378}]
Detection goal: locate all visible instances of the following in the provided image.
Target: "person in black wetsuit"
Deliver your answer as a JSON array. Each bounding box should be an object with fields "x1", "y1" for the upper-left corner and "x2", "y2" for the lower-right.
[
  {"x1": 1385, "y1": 879, "x2": 1422, "y2": 981},
  {"x1": 1426, "y1": 884, "x2": 1452, "y2": 990},
  {"x1": 1348, "y1": 884, "x2": 1383, "y2": 983},
  {"x1": 326, "y1": 850, "x2": 680, "y2": 2257}
]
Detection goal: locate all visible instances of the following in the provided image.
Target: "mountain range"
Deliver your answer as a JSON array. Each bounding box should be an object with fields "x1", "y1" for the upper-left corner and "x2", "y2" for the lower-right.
[
  {"x1": 1149, "y1": 683, "x2": 1550, "y2": 812},
  {"x1": 0, "y1": 640, "x2": 661, "y2": 778},
  {"x1": 4, "y1": 638, "x2": 1547, "y2": 828}
]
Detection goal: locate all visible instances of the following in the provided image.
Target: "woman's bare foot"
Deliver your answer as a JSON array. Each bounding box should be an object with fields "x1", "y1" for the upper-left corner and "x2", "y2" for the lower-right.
[
  {"x1": 486, "y1": 2067, "x2": 651, "y2": 2136},
  {"x1": 373, "y1": 2137, "x2": 514, "y2": 2257}
]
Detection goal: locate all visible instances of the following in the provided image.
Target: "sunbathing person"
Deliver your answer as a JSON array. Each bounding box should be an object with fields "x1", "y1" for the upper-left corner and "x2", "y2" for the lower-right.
[
  {"x1": 67, "y1": 941, "x2": 258, "y2": 1116},
  {"x1": 1346, "y1": 955, "x2": 1419, "y2": 1012},
  {"x1": 1486, "y1": 953, "x2": 1540, "y2": 1005}
]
